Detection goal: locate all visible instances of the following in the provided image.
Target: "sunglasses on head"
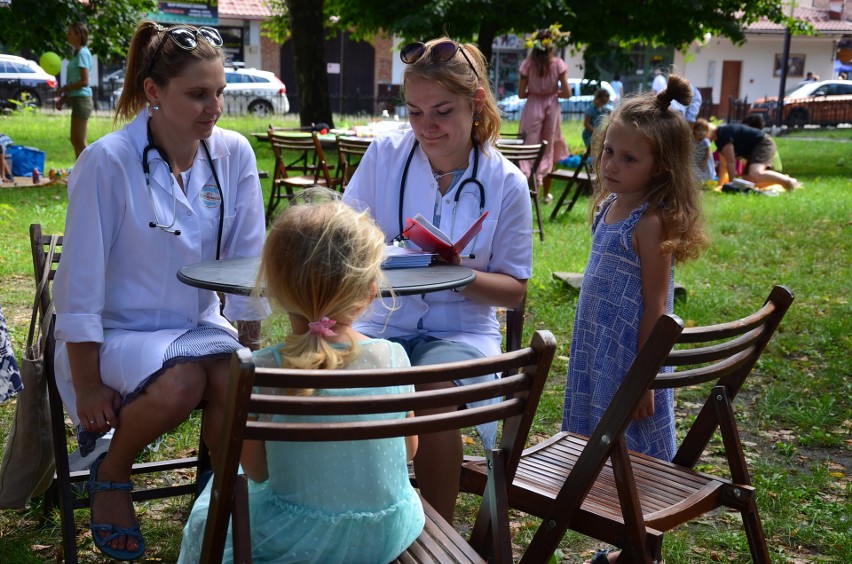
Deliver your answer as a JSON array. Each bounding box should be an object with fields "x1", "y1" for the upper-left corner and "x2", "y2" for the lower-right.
[
  {"x1": 400, "y1": 40, "x2": 479, "y2": 79},
  {"x1": 148, "y1": 25, "x2": 224, "y2": 76}
]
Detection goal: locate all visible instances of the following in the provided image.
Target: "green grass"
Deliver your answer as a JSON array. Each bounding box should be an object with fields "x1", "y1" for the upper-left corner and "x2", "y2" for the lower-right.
[{"x1": 0, "y1": 111, "x2": 850, "y2": 562}]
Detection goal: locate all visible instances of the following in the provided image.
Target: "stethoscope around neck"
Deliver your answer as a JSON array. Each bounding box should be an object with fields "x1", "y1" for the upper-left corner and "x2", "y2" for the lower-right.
[
  {"x1": 396, "y1": 139, "x2": 486, "y2": 254},
  {"x1": 143, "y1": 119, "x2": 225, "y2": 259}
]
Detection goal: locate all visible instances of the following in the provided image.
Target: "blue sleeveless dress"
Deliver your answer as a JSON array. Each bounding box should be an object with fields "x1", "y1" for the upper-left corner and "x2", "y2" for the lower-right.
[
  {"x1": 561, "y1": 195, "x2": 676, "y2": 461},
  {"x1": 178, "y1": 339, "x2": 425, "y2": 563}
]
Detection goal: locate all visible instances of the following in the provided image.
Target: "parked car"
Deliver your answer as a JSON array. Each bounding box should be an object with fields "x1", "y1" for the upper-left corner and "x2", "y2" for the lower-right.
[
  {"x1": 0, "y1": 54, "x2": 57, "y2": 109},
  {"x1": 749, "y1": 80, "x2": 852, "y2": 128},
  {"x1": 497, "y1": 78, "x2": 616, "y2": 121},
  {"x1": 224, "y1": 64, "x2": 289, "y2": 116},
  {"x1": 111, "y1": 64, "x2": 290, "y2": 116}
]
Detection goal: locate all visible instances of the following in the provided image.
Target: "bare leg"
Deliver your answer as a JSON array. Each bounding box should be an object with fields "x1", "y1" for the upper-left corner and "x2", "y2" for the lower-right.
[
  {"x1": 744, "y1": 163, "x2": 798, "y2": 190},
  {"x1": 70, "y1": 116, "x2": 88, "y2": 159},
  {"x1": 198, "y1": 356, "x2": 231, "y2": 460},
  {"x1": 92, "y1": 362, "x2": 208, "y2": 552},
  {"x1": 412, "y1": 379, "x2": 463, "y2": 523}
]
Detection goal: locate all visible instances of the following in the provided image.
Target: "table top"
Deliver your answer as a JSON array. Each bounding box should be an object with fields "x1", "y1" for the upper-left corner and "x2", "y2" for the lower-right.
[{"x1": 177, "y1": 257, "x2": 476, "y2": 297}]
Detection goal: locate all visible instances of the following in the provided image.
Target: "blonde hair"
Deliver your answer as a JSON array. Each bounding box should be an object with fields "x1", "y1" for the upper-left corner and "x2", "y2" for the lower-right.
[
  {"x1": 401, "y1": 37, "x2": 501, "y2": 146},
  {"x1": 115, "y1": 20, "x2": 224, "y2": 124},
  {"x1": 258, "y1": 191, "x2": 388, "y2": 371},
  {"x1": 590, "y1": 74, "x2": 708, "y2": 262}
]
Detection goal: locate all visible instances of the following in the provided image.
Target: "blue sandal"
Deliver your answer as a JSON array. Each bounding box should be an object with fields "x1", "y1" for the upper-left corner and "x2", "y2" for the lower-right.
[
  {"x1": 88, "y1": 453, "x2": 145, "y2": 561},
  {"x1": 590, "y1": 548, "x2": 618, "y2": 564}
]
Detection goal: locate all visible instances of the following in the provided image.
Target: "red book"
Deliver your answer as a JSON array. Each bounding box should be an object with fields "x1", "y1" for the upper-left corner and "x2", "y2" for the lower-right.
[{"x1": 404, "y1": 211, "x2": 488, "y2": 262}]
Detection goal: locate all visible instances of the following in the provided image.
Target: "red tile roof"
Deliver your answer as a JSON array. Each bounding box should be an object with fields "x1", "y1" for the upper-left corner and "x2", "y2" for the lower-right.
[
  {"x1": 748, "y1": 5, "x2": 852, "y2": 34},
  {"x1": 219, "y1": 0, "x2": 273, "y2": 19}
]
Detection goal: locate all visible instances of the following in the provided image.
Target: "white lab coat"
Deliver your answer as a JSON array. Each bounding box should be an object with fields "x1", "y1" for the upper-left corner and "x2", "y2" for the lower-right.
[
  {"x1": 343, "y1": 129, "x2": 533, "y2": 357},
  {"x1": 53, "y1": 112, "x2": 270, "y2": 424}
]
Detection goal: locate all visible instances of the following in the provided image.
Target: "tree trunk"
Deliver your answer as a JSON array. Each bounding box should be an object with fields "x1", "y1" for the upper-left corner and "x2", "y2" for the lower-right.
[
  {"x1": 476, "y1": 19, "x2": 499, "y2": 71},
  {"x1": 285, "y1": 0, "x2": 335, "y2": 128}
]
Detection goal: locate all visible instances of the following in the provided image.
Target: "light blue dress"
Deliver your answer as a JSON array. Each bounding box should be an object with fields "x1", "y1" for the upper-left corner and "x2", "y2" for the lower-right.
[
  {"x1": 179, "y1": 339, "x2": 425, "y2": 563},
  {"x1": 561, "y1": 196, "x2": 676, "y2": 461}
]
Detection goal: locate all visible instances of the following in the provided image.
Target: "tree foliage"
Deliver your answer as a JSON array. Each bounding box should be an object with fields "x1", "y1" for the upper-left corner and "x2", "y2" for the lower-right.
[
  {"x1": 0, "y1": 0, "x2": 157, "y2": 60},
  {"x1": 325, "y1": 0, "x2": 800, "y2": 62}
]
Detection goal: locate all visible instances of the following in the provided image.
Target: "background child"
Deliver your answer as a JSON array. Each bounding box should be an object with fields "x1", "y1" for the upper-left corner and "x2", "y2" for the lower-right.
[
  {"x1": 179, "y1": 196, "x2": 425, "y2": 563},
  {"x1": 582, "y1": 88, "x2": 612, "y2": 149},
  {"x1": 691, "y1": 119, "x2": 718, "y2": 185},
  {"x1": 562, "y1": 75, "x2": 708, "y2": 465}
]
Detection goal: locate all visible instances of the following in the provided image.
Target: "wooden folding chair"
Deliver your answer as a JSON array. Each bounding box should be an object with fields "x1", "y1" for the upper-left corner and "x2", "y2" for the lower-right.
[
  {"x1": 505, "y1": 292, "x2": 527, "y2": 354},
  {"x1": 461, "y1": 286, "x2": 794, "y2": 563},
  {"x1": 335, "y1": 135, "x2": 372, "y2": 189},
  {"x1": 30, "y1": 224, "x2": 212, "y2": 564},
  {"x1": 198, "y1": 330, "x2": 557, "y2": 564},
  {"x1": 549, "y1": 144, "x2": 594, "y2": 220},
  {"x1": 496, "y1": 141, "x2": 548, "y2": 242},
  {"x1": 265, "y1": 129, "x2": 336, "y2": 224}
]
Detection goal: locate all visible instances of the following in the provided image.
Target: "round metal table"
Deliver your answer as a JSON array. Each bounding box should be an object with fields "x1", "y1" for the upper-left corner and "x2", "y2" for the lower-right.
[{"x1": 177, "y1": 257, "x2": 476, "y2": 297}]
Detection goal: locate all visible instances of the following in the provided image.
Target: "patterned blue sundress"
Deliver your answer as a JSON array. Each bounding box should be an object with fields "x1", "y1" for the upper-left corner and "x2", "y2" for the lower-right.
[{"x1": 561, "y1": 195, "x2": 676, "y2": 461}]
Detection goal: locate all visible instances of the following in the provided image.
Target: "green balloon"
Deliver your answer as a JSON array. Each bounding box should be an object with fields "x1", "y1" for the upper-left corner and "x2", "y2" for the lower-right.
[{"x1": 39, "y1": 52, "x2": 62, "y2": 76}]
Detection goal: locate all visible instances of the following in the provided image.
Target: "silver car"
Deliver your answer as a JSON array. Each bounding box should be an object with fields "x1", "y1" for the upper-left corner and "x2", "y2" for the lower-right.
[
  {"x1": 111, "y1": 65, "x2": 290, "y2": 116},
  {"x1": 224, "y1": 65, "x2": 289, "y2": 116}
]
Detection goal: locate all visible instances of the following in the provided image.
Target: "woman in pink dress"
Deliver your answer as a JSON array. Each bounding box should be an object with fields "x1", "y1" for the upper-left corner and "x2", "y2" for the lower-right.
[{"x1": 518, "y1": 27, "x2": 571, "y2": 203}]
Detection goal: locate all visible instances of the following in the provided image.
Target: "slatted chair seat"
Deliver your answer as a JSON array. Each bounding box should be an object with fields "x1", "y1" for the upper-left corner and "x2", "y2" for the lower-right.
[
  {"x1": 461, "y1": 285, "x2": 794, "y2": 563},
  {"x1": 465, "y1": 431, "x2": 734, "y2": 530}
]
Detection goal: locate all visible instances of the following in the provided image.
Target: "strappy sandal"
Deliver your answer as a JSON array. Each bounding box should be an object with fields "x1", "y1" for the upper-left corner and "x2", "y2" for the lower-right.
[
  {"x1": 588, "y1": 547, "x2": 619, "y2": 564},
  {"x1": 88, "y1": 453, "x2": 145, "y2": 561}
]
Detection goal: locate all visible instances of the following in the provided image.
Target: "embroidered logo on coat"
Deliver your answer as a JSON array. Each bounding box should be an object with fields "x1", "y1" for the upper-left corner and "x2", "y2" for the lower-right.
[{"x1": 199, "y1": 185, "x2": 221, "y2": 208}]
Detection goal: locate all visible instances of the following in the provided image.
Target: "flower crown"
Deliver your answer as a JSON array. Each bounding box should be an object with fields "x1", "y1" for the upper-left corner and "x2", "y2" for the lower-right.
[{"x1": 525, "y1": 24, "x2": 571, "y2": 51}]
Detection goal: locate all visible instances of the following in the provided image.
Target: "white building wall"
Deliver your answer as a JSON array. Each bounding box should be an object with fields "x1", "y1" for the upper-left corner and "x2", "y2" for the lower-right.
[{"x1": 673, "y1": 34, "x2": 839, "y2": 104}]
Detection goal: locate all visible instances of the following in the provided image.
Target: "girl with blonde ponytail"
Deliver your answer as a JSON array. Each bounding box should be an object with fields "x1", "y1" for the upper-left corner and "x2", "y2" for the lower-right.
[{"x1": 179, "y1": 190, "x2": 424, "y2": 563}]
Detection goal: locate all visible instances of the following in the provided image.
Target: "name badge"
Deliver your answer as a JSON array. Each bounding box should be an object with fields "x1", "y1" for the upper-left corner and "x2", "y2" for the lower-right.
[{"x1": 199, "y1": 184, "x2": 221, "y2": 208}]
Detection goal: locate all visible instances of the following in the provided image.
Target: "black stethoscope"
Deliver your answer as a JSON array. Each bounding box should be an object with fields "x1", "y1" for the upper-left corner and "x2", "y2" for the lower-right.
[
  {"x1": 396, "y1": 139, "x2": 486, "y2": 251},
  {"x1": 143, "y1": 120, "x2": 225, "y2": 259}
]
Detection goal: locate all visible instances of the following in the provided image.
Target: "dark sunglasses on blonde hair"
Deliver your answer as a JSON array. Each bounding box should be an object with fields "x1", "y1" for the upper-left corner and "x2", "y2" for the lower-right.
[
  {"x1": 400, "y1": 41, "x2": 479, "y2": 79},
  {"x1": 148, "y1": 25, "x2": 224, "y2": 76}
]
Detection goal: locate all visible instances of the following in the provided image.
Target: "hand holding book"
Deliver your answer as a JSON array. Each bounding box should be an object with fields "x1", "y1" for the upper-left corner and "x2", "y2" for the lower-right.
[{"x1": 403, "y1": 211, "x2": 488, "y2": 262}]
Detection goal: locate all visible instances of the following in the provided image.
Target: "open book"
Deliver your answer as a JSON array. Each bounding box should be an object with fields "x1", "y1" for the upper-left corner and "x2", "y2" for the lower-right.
[{"x1": 404, "y1": 211, "x2": 488, "y2": 262}]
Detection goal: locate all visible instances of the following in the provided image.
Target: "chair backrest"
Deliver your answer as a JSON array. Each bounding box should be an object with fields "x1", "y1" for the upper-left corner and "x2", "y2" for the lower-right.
[
  {"x1": 505, "y1": 293, "x2": 526, "y2": 353},
  {"x1": 660, "y1": 284, "x2": 795, "y2": 473},
  {"x1": 496, "y1": 141, "x2": 547, "y2": 191},
  {"x1": 199, "y1": 330, "x2": 557, "y2": 563},
  {"x1": 336, "y1": 135, "x2": 372, "y2": 188},
  {"x1": 267, "y1": 129, "x2": 334, "y2": 187},
  {"x1": 29, "y1": 223, "x2": 62, "y2": 317}
]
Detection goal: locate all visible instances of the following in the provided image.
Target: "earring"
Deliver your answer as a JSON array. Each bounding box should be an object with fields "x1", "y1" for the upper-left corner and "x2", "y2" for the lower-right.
[
  {"x1": 473, "y1": 111, "x2": 481, "y2": 126},
  {"x1": 152, "y1": 103, "x2": 160, "y2": 111}
]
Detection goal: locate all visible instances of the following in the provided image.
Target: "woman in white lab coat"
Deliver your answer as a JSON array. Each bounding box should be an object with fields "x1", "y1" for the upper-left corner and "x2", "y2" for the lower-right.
[
  {"x1": 52, "y1": 21, "x2": 268, "y2": 560},
  {"x1": 343, "y1": 37, "x2": 533, "y2": 523}
]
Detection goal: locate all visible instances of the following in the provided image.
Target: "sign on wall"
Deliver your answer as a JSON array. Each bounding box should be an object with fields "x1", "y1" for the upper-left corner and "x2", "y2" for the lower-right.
[{"x1": 152, "y1": 1, "x2": 218, "y2": 25}]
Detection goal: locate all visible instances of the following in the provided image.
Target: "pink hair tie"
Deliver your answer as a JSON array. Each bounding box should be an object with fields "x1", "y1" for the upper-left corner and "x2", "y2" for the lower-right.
[{"x1": 308, "y1": 316, "x2": 337, "y2": 337}]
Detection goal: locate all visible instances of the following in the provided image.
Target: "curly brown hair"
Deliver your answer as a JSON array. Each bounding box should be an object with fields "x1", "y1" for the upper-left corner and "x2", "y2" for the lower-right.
[{"x1": 589, "y1": 74, "x2": 709, "y2": 262}]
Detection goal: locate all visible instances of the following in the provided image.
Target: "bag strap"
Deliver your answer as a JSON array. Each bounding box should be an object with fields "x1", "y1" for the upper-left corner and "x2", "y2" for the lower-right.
[{"x1": 26, "y1": 235, "x2": 59, "y2": 350}]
